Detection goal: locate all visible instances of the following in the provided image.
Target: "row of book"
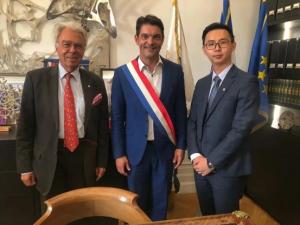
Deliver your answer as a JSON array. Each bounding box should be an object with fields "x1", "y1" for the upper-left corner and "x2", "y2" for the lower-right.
[
  {"x1": 267, "y1": 0, "x2": 300, "y2": 24},
  {"x1": 268, "y1": 79, "x2": 300, "y2": 107},
  {"x1": 268, "y1": 38, "x2": 300, "y2": 80}
]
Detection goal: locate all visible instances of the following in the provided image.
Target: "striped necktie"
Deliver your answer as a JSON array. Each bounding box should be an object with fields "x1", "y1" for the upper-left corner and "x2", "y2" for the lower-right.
[{"x1": 208, "y1": 76, "x2": 221, "y2": 108}]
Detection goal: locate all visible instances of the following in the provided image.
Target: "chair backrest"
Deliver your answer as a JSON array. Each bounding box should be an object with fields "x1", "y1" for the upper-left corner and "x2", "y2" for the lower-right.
[{"x1": 34, "y1": 187, "x2": 151, "y2": 225}]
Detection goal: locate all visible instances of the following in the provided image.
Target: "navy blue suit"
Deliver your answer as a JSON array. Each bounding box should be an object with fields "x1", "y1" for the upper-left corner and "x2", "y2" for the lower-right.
[
  {"x1": 111, "y1": 57, "x2": 187, "y2": 220},
  {"x1": 187, "y1": 65, "x2": 259, "y2": 215}
]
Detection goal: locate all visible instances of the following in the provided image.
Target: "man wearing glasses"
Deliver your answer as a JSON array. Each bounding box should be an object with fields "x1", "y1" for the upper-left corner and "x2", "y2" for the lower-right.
[
  {"x1": 187, "y1": 23, "x2": 259, "y2": 215},
  {"x1": 16, "y1": 23, "x2": 109, "y2": 200}
]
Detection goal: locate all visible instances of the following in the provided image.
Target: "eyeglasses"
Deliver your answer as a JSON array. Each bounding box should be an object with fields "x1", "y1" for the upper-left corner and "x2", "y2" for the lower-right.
[
  {"x1": 204, "y1": 39, "x2": 231, "y2": 50},
  {"x1": 60, "y1": 41, "x2": 85, "y2": 50}
]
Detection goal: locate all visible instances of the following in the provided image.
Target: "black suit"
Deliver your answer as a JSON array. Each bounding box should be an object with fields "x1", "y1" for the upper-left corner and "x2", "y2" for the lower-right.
[{"x1": 16, "y1": 66, "x2": 109, "y2": 196}]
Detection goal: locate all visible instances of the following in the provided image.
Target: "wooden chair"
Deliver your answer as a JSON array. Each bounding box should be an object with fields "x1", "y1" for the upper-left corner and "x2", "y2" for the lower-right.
[{"x1": 34, "y1": 187, "x2": 151, "y2": 225}]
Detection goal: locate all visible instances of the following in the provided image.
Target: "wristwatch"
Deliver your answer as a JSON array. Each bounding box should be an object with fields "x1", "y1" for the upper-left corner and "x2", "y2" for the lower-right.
[{"x1": 207, "y1": 161, "x2": 215, "y2": 169}]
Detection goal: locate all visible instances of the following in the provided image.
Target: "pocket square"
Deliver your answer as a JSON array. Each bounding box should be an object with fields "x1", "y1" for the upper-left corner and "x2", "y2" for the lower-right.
[{"x1": 92, "y1": 93, "x2": 102, "y2": 106}]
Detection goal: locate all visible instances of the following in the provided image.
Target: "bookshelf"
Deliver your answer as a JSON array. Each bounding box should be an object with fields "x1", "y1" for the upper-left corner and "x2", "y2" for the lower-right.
[
  {"x1": 246, "y1": 3, "x2": 300, "y2": 225},
  {"x1": 267, "y1": 0, "x2": 300, "y2": 109}
]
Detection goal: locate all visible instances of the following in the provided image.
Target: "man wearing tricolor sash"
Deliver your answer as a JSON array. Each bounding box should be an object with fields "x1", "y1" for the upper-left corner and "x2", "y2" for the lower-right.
[{"x1": 111, "y1": 15, "x2": 187, "y2": 221}]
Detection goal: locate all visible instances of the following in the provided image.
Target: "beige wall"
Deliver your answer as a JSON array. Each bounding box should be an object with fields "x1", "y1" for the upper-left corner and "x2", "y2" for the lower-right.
[
  {"x1": 4, "y1": 0, "x2": 261, "y2": 81},
  {"x1": 110, "y1": 0, "x2": 261, "y2": 81}
]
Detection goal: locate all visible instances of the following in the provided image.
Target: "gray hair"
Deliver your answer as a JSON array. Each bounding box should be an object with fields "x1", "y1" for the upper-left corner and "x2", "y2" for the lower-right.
[{"x1": 55, "y1": 22, "x2": 88, "y2": 47}]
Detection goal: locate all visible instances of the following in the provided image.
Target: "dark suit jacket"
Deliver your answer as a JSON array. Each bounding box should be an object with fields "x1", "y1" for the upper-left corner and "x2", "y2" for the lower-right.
[
  {"x1": 111, "y1": 57, "x2": 187, "y2": 166},
  {"x1": 16, "y1": 66, "x2": 109, "y2": 195},
  {"x1": 187, "y1": 65, "x2": 259, "y2": 176}
]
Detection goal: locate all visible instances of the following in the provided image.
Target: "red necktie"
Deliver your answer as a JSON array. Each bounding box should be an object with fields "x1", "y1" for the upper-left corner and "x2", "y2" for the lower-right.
[{"x1": 64, "y1": 73, "x2": 79, "y2": 151}]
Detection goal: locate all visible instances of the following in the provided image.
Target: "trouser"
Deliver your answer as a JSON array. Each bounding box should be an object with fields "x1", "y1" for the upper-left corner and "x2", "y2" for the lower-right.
[
  {"x1": 194, "y1": 172, "x2": 247, "y2": 215},
  {"x1": 40, "y1": 140, "x2": 117, "y2": 225},
  {"x1": 127, "y1": 142, "x2": 173, "y2": 221}
]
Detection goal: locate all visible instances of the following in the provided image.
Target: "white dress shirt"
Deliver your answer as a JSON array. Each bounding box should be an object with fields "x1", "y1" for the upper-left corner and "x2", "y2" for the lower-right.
[
  {"x1": 190, "y1": 64, "x2": 233, "y2": 162},
  {"x1": 138, "y1": 57, "x2": 163, "y2": 141},
  {"x1": 58, "y1": 63, "x2": 85, "y2": 139}
]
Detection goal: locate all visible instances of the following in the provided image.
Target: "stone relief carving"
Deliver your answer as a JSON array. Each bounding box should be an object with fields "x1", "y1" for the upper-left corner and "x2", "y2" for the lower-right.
[{"x1": 0, "y1": 0, "x2": 116, "y2": 74}]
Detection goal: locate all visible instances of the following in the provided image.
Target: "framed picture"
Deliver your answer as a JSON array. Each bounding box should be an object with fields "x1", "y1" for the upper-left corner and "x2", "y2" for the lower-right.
[
  {"x1": 0, "y1": 74, "x2": 25, "y2": 125},
  {"x1": 100, "y1": 68, "x2": 114, "y2": 113}
]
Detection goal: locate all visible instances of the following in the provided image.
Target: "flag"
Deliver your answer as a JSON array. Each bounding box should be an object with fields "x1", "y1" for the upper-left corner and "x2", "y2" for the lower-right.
[
  {"x1": 220, "y1": 0, "x2": 235, "y2": 63},
  {"x1": 166, "y1": 0, "x2": 194, "y2": 105},
  {"x1": 220, "y1": 0, "x2": 233, "y2": 30},
  {"x1": 248, "y1": 0, "x2": 269, "y2": 129}
]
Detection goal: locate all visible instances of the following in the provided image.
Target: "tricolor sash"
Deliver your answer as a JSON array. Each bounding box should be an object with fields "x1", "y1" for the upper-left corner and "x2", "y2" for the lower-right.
[{"x1": 121, "y1": 59, "x2": 176, "y2": 145}]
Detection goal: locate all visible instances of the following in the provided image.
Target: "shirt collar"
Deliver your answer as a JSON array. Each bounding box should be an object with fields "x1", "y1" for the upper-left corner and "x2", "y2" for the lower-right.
[
  {"x1": 58, "y1": 62, "x2": 81, "y2": 80},
  {"x1": 212, "y1": 64, "x2": 233, "y2": 82},
  {"x1": 138, "y1": 56, "x2": 163, "y2": 72}
]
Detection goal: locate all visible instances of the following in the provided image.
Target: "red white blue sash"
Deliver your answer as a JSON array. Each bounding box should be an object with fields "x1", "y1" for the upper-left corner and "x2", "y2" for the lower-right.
[{"x1": 121, "y1": 59, "x2": 176, "y2": 145}]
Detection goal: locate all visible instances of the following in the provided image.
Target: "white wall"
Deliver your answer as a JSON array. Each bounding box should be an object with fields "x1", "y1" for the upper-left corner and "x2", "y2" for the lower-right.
[{"x1": 110, "y1": 0, "x2": 261, "y2": 81}]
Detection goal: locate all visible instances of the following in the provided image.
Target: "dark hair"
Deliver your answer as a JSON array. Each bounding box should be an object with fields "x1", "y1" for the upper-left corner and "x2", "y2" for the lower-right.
[
  {"x1": 202, "y1": 22, "x2": 235, "y2": 45},
  {"x1": 136, "y1": 14, "x2": 164, "y2": 37}
]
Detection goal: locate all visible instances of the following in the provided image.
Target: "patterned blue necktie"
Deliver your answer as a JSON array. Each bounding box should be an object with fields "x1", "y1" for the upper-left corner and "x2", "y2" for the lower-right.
[{"x1": 208, "y1": 76, "x2": 221, "y2": 108}]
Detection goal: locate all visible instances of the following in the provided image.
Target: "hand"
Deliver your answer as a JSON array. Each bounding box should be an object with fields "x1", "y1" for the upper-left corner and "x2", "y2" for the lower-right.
[
  {"x1": 21, "y1": 172, "x2": 36, "y2": 187},
  {"x1": 115, "y1": 156, "x2": 131, "y2": 176},
  {"x1": 192, "y1": 156, "x2": 214, "y2": 176},
  {"x1": 192, "y1": 156, "x2": 208, "y2": 171},
  {"x1": 173, "y1": 148, "x2": 185, "y2": 169},
  {"x1": 201, "y1": 167, "x2": 214, "y2": 176},
  {"x1": 96, "y1": 167, "x2": 106, "y2": 181}
]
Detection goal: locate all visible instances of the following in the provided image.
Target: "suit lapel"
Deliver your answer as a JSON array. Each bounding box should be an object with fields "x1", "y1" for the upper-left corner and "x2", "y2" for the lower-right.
[
  {"x1": 80, "y1": 69, "x2": 93, "y2": 131},
  {"x1": 205, "y1": 65, "x2": 237, "y2": 121},
  {"x1": 49, "y1": 67, "x2": 59, "y2": 127},
  {"x1": 201, "y1": 75, "x2": 212, "y2": 118},
  {"x1": 195, "y1": 75, "x2": 211, "y2": 138},
  {"x1": 160, "y1": 58, "x2": 170, "y2": 103}
]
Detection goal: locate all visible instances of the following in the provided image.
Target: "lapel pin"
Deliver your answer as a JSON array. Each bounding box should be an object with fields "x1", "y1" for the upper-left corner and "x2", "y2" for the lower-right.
[
  {"x1": 88, "y1": 85, "x2": 91, "y2": 88},
  {"x1": 222, "y1": 88, "x2": 226, "y2": 91}
]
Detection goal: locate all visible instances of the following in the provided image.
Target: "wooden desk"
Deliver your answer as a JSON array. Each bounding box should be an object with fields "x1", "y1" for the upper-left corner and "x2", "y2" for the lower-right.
[
  {"x1": 247, "y1": 122, "x2": 300, "y2": 225},
  {"x1": 139, "y1": 212, "x2": 251, "y2": 225},
  {"x1": 0, "y1": 128, "x2": 126, "y2": 225},
  {"x1": 0, "y1": 128, "x2": 41, "y2": 225}
]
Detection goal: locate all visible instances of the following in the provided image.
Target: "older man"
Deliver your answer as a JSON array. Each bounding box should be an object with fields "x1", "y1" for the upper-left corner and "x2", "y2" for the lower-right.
[{"x1": 16, "y1": 22, "x2": 109, "y2": 199}]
